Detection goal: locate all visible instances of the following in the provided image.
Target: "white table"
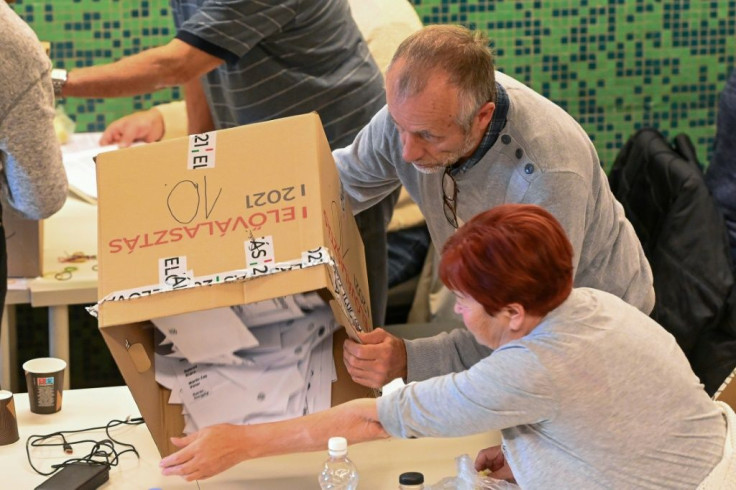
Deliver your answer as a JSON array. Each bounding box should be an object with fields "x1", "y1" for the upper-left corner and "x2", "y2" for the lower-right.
[
  {"x1": 3, "y1": 386, "x2": 501, "y2": 489},
  {"x1": 1, "y1": 195, "x2": 97, "y2": 391}
]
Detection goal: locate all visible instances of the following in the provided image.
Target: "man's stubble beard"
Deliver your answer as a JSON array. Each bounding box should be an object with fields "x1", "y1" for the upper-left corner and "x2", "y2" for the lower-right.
[{"x1": 410, "y1": 130, "x2": 477, "y2": 174}]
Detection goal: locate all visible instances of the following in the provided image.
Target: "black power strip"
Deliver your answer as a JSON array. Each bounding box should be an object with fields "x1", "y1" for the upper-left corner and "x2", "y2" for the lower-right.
[{"x1": 34, "y1": 463, "x2": 110, "y2": 490}]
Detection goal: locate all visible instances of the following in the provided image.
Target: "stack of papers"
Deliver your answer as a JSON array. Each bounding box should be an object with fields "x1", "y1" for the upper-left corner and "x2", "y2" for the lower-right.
[
  {"x1": 152, "y1": 293, "x2": 338, "y2": 433},
  {"x1": 60, "y1": 133, "x2": 143, "y2": 203}
]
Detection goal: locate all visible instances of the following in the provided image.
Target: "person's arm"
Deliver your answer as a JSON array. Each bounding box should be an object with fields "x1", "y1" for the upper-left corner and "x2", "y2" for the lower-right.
[
  {"x1": 343, "y1": 327, "x2": 492, "y2": 388},
  {"x1": 0, "y1": 61, "x2": 67, "y2": 219},
  {"x1": 377, "y1": 347, "x2": 556, "y2": 439},
  {"x1": 62, "y1": 39, "x2": 222, "y2": 98},
  {"x1": 333, "y1": 106, "x2": 403, "y2": 215},
  {"x1": 184, "y1": 76, "x2": 215, "y2": 134},
  {"x1": 159, "y1": 398, "x2": 388, "y2": 481},
  {"x1": 98, "y1": 108, "x2": 166, "y2": 147},
  {"x1": 522, "y1": 172, "x2": 588, "y2": 276},
  {"x1": 99, "y1": 100, "x2": 189, "y2": 147},
  {"x1": 403, "y1": 328, "x2": 492, "y2": 382},
  {"x1": 343, "y1": 328, "x2": 408, "y2": 388}
]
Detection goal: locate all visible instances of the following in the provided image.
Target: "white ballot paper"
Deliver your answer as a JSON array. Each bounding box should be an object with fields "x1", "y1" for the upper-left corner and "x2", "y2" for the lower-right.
[
  {"x1": 152, "y1": 307, "x2": 259, "y2": 364},
  {"x1": 232, "y1": 295, "x2": 305, "y2": 327},
  {"x1": 153, "y1": 298, "x2": 339, "y2": 432}
]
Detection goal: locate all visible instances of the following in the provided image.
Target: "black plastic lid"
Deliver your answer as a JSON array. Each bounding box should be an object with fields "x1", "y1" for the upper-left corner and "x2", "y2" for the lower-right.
[{"x1": 399, "y1": 472, "x2": 424, "y2": 484}]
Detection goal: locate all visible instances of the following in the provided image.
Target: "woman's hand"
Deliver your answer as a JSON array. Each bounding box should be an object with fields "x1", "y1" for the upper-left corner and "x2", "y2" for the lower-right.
[
  {"x1": 474, "y1": 445, "x2": 516, "y2": 483},
  {"x1": 159, "y1": 423, "x2": 248, "y2": 481}
]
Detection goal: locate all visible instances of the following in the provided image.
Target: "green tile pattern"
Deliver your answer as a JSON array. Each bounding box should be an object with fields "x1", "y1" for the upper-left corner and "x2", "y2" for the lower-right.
[
  {"x1": 13, "y1": 0, "x2": 179, "y2": 136},
  {"x1": 13, "y1": 0, "x2": 736, "y2": 169},
  {"x1": 8, "y1": 0, "x2": 736, "y2": 388}
]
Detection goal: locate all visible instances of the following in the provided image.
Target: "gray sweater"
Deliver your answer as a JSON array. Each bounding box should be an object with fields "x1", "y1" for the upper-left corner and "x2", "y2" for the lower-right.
[
  {"x1": 378, "y1": 288, "x2": 726, "y2": 489},
  {"x1": 0, "y1": 3, "x2": 67, "y2": 220},
  {"x1": 334, "y1": 71, "x2": 655, "y2": 380}
]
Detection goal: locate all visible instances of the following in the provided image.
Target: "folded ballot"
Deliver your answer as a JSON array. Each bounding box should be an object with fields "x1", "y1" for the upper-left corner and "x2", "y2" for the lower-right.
[{"x1": 152, "y1": 293, "x2": 337, "y2": 432}]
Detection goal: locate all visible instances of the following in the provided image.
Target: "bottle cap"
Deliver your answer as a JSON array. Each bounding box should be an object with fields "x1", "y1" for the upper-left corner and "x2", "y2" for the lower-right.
[
  {"x1": 399, "y1": 472, "x2": 424, "y2": 484},
  {"x1": 327, "y1": 436, "x2": 347, "y2": 456}
]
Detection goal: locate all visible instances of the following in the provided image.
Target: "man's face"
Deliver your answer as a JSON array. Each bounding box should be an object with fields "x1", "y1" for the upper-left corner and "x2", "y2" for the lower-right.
[{"x1": 386, "y1": 68, "x2": 491, "y2": 174}]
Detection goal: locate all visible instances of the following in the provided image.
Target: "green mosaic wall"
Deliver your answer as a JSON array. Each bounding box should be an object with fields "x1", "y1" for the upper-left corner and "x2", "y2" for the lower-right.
[{"x1": 13, "y1": 0, "x2": 736, "y2": 169}]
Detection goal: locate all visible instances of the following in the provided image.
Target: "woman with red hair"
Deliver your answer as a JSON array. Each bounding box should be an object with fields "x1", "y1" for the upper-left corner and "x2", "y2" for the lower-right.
[{"x1": 160, "y1": 204, "x2": 734, "y2": 489}]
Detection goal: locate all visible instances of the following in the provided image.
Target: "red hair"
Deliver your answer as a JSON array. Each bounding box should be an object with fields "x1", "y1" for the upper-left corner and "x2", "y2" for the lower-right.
[{"x1": 439, "y1": 204, "x2": 573, "y2": 316}]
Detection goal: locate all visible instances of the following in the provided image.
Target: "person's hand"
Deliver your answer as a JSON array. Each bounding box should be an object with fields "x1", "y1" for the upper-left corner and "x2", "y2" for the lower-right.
[
  {"x1": 159, "y1": 424, "x2": 247, "y2": 481},
  {"x1": 342, "y1": 328, "x2": 407, "y2": 388},
  {"x1": 474, "y1": 445, "x2": 516, "y2": 483},
  {"x1": 99, "y1": 108, "x2": 165, "y2": 147}
]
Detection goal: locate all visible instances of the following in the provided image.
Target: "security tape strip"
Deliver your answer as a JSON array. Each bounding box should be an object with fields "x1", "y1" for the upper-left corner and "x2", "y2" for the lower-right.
[{"x1": 86, "y1": 246, "x2": 362, "y2": 332}]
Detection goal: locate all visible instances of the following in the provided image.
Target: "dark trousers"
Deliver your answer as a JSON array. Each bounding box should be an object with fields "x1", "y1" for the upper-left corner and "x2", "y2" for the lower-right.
[{"x1": 354, "y1": 189, "x2": 400, "y2": 327}]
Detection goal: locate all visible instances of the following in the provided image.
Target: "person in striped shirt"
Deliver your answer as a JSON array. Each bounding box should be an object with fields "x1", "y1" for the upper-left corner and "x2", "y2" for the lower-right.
[
  {"x1": 53, "y1": 0, "x2": 393, "y2": 322},
  {"x1": 56, "y1": 0, "x2": 385, "y2": 150}
]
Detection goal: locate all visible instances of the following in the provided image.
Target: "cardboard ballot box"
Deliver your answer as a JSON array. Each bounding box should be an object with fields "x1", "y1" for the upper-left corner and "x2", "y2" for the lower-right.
[
  {"x1": 3, "y1": 210, "x2": 42, "y2": 278},
  {"x1": 94, "y1": 113, "x2": 373, "y2": 456}
]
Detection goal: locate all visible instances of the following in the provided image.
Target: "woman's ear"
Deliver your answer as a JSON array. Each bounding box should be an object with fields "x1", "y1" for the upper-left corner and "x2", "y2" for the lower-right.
[{"x1": 505, "y1": 303, "x2": 526, "y2": 332}]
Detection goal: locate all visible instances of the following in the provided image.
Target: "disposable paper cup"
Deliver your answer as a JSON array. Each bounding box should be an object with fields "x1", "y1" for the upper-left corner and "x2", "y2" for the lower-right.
[
  {"x1": 0, "y1": 391, "x2": 19, "y2": 445},
  {"x1": 23, "y1": 357, "x2": 66, "y2": 414}
]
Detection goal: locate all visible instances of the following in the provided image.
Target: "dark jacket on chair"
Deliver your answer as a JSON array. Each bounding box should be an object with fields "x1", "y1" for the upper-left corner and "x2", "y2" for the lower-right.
[{"x1": 609, "y1": 128, "x2": 736, "y2": 395}]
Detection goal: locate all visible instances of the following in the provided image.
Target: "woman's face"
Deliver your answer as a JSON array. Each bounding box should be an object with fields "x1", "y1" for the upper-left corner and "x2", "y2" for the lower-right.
[{"x1": 453, "y1": 292, "x2": 510, "y2": 349}]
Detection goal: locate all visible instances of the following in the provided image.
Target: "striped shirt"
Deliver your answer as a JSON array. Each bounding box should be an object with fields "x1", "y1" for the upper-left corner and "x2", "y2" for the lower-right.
[{"x1": 171, "y1": 0, "x2": 386, "y2": 149}]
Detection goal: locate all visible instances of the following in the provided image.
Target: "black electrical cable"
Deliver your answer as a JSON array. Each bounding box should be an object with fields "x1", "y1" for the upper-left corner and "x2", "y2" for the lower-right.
[{"x1": 26, "y1": 416, "x2": 145, "y2": 476}]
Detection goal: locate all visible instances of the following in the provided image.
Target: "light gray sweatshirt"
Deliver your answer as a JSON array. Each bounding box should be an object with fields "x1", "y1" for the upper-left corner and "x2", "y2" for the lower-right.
[
  {"x1": 378, "y1": 288, "x2": 726, "y2": 489},
  {"x1": 334, "y1": 71, "x2": 655, "y2": 380},
  {"x1": 334, "y1": 71, "x2": 653, "y2": 314},
  {"x1": 0, "y1": 3, "x2": 67, "y2": 220}
]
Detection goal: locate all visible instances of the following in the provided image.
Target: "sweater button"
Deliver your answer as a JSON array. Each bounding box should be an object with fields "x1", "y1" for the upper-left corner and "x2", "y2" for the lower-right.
[
  {"x1": 516, "y1": 148, "x2": 523, "y2": 159},
  {"x1": 524, "y1": 163, "x2": 534, "y2": 174},
  {"x1": 501, "y1": 134, "x2": 511, "y2": 144}
]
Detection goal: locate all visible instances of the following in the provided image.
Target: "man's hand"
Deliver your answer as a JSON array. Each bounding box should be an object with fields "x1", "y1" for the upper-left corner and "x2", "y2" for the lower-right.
[
  {"x1": 99, "y1": 108, "x2": 165, "y2": 147},
  {"x1": 343, "y1": 328, "x2": 407, "y2": 388},
  {"x1": 474, "y1": 445, "x2": 516, "y2": 483},
  {"x1": 159, "y1": 424, "x2": 247, "y2": 481}
]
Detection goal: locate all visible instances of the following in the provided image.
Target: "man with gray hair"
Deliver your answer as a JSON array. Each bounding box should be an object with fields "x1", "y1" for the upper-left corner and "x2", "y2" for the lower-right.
[{"x1": 337, "y1": 25, "x2": 655, "y2": 389}]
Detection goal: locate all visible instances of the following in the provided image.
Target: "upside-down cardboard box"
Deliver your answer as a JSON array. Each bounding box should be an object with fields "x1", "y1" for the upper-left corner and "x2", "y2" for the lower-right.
[{"x1": 94, "y1": 113, "x2": 374, "y2": 456}]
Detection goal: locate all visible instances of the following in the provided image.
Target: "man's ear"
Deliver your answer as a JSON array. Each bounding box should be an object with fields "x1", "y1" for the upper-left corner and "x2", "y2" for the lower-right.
[
  {"x1": 476, "y1": 101, "x2": 495, "y2": 128},
  {"x1": 505, "y1": 303, "x2": 526, "y2": 332}
]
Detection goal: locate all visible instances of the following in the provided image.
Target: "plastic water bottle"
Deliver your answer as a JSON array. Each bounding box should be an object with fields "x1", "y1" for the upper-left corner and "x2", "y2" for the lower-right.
[{"x1": 318, "y1": 436, "x2": 359, "y2": 489}]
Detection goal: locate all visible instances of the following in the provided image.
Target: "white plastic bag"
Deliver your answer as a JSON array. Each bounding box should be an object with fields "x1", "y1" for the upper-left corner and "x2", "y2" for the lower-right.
[{"x1": 426, "y1": 454, "x2": 520, "y2": 490}]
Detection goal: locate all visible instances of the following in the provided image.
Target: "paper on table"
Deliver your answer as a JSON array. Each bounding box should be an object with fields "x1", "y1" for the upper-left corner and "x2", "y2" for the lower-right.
[
  {"x1": 61, "y1": 134, "x2": 118, "y2": 203},
  {"x1": 7, "y1": 278, "x2": 29, "y2": 290},
  {"x1": 60, "y1": 132, "x2": 143, "y2": 203},
  {"x1": 61, "y1": 132, "x2": 106, "y2": 153}
]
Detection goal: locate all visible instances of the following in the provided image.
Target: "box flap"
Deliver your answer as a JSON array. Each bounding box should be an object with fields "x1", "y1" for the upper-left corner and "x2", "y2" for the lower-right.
[{"x1": 95, "y1": 113, "x2": 371, "y2": 332}]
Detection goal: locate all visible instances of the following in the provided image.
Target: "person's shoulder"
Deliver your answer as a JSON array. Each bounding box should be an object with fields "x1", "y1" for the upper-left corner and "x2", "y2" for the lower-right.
[{"x1": 0, "y1": 6, "x2": 49, "y2": 74}]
